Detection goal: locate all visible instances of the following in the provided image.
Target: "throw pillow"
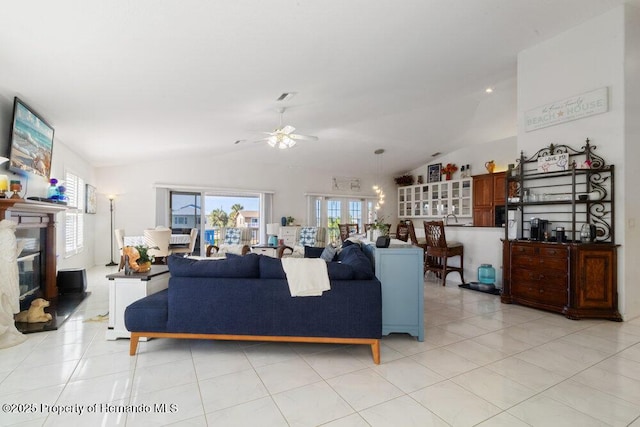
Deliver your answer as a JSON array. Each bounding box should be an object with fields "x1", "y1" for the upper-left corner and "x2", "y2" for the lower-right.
[
  {"x1": 224, "y1": 228, "x2": 242, "y2": 244},
  {"x1": 337, "y1": 245, "x2": 374, "y2": 280},
  {"x1": 298, "y1": 227, "x2": 317, "y2": 246},
  {"x1": 320, "y1": 244, "x2": 337, "y2": 262},
  {"x1": 304, "y1": 246, "x2": 325, "y2": 258}
]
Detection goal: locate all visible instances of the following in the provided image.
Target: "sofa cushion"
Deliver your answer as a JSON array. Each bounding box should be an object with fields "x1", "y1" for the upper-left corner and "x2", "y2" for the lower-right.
[
  {"x1": 260, "y1": 254, "x2": 354, "y2": 280},
  {"x1": 337, "y1": 244, "x2": 374, "y2": 280},
  {"x1": 125, "y1": 289, "x2": 169, "y2": 333},
  {"x1": 260, "y1": 255, "x2": 286, "y2": 279},
  {"x1": 326, "y1": 262, "x2": 355, "y2": 280},
  {"x1": 168, "y1": 253, "x2": 260, "y2": 278}
]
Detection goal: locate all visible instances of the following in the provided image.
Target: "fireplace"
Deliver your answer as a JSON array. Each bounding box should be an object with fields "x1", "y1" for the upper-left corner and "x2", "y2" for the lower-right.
[
  {"x1": 16, "y1": 228, "x2": 43, "y2": 299},
  {"x1": 1, "y1": 199, "x2": 66, "y2": 300}
]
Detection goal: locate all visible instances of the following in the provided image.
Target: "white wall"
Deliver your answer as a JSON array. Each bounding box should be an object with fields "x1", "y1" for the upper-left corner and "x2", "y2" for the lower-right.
[
  {"x1": 408, "y1": 136, "x2": 517, "y2": 183},
  {"x1": 94, "y1": 153, "x2": 394, "y2": 265},
  {"x1": 624, "y1": 4, "x2": 640, "y2": 320},
  {"x1": 517, "y1": 5, "x2": 638, "y2": 319}
]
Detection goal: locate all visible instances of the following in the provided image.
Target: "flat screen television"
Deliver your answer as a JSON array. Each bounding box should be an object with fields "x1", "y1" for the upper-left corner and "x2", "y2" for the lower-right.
[{"x1": 7, "y1": 97, "x2": 55, "y2": 179}]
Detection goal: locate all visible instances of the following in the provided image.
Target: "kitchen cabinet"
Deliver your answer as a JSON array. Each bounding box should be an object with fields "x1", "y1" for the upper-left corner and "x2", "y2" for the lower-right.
[
  {"x1": 472, "y1": 171, "x2": 506, "y2": 227},
  {"x1": 398, "y1": 178, "x2": 472, "y2": 219}
]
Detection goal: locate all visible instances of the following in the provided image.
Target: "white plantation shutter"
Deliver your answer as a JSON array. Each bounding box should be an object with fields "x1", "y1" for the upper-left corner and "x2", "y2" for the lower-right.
[{"x1": 64, "y1": 171, "x2": 85, "y2": 256}]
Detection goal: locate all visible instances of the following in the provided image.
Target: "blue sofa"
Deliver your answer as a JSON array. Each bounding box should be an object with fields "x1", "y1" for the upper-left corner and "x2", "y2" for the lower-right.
[{"x1": 124, "y1": 245, "x2": 383, "y2": 363}]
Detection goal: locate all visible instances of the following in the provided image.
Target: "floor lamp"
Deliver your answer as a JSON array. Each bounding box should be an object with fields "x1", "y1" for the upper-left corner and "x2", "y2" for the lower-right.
[{"x1": 105, "y1": 194, "x2": 118, "y2": 266}]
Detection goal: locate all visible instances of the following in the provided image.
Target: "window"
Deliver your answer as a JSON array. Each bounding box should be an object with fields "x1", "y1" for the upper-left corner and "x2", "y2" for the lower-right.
[
  {"x1": 309, "y1": 196, "x2": 373, "y2": 243},
  {"x1": 64, "y1": 171, "x2": 84, "y2": 256},
  {"x1": 204, "y1": 194, "x2": 261, "y2": 245}
]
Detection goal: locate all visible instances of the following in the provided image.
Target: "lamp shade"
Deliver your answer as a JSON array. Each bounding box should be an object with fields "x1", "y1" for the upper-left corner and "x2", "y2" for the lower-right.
[
  {"x1": 266, "y1": 223, "x2": 280, "y2": 235},
  {"x1": 0, "y1": 175, "x2": 8, "y2": 191}
]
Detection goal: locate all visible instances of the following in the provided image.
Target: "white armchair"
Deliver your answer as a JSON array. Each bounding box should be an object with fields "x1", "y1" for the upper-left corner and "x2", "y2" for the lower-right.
[
  {"x1": 206, "y1": 227, "x2": 252, "y2": 257},
  {"x1": 277, "y1": 226, "x2": 327, "y2": 258}
]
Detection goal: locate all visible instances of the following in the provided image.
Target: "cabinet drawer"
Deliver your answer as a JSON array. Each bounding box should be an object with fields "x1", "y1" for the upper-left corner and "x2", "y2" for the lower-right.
[
  {"x1": 540, "y1": 246, "x2": 568, "y2": 258},
  {"x1": 512, "y1": 268, "x2": 566, "y2": 286},
  {"x1": 512, "y1": 244, "x2": 536, "y2": 256},
  {"x1": 511, "y1": 282, "x2": 567, "y2": 307},
  {"x1": 539, "y1": 256, "x2": 568, "y2": 272},
  {"x1": 512, "y1": 255, "x2": 567, "y2": 272}
]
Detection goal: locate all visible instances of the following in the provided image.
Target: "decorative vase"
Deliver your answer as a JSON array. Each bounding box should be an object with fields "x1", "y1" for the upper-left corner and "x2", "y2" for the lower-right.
[
  {"x1": 281, "y1": 216, "x2": 287, "y2": 226},
  {"x1": 478, "y1": 264, "x2": 496, "y2": 284},
  {"x1": 485, "y1": 160, "x2": 495, "y2": 173},
  {"x1": 137, "y1": 261, "x2": 152, "y2": 273},
  {"x1": 445, "y1": 173, "x2": 452, "y2": 181}
]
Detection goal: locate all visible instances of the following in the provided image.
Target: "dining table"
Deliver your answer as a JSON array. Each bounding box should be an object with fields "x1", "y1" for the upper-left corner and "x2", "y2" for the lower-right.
[{"x1": 124, "y1": 234, "x2": 191, "y2": 247}]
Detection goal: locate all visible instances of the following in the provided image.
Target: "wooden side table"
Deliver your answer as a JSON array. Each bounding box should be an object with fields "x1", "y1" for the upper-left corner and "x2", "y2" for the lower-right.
[{"x1": 106, "y1": 265, "x2": 170, "y2": 340}]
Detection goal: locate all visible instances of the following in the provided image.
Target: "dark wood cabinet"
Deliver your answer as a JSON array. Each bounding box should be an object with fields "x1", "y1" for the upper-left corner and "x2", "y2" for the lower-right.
[
  {"x1": 502, "y1": 240, "x2": 621, "y2": 320},
  {"x1": 472, "y1": 172, "x2": 506, "y2": 226},
  {"x1": 501, "y1": 141, "x2": 620, "y2": 321}
]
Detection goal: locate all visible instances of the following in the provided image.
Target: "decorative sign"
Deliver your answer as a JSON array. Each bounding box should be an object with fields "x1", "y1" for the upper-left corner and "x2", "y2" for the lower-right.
[
  {"x1": 537, "y1": 153, "x2": 570, "y2": 172},
  {"x1": 524, "y1": 87, "x2": 608, "y2": 132},
  {"x1": 332, "y1": 177, "x2": 360, "y2": 192}
]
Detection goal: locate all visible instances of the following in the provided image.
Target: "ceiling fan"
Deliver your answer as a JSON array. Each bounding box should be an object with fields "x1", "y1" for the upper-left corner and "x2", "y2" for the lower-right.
[{"x1": 255, "y1": 107, "x2": 319, "y2": 149}]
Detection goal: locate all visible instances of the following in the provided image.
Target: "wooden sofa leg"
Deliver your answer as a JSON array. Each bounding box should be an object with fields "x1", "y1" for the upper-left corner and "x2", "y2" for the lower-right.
[
  {"x1": 371, "y1": 340, "x2": 380, "y2": 364},
  {"x1": 129, "y1": 334, "x2": 141, "y2": 355}
]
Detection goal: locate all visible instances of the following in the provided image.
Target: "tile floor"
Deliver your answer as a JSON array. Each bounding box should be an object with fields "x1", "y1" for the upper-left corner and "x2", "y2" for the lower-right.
[{"x1": 1, "y1": 266, "x2": 640, "y2": 426}]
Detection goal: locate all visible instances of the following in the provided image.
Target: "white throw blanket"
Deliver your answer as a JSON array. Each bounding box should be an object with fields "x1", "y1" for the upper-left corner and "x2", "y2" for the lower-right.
[{"x1": 281, "y1": 258, "x2": 331, "y2": 297}]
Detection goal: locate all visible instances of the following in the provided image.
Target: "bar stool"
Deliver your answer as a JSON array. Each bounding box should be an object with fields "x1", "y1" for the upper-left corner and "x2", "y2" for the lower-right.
[{"x1": 423, "y1": 220, "x2": 465, "y2": 286}]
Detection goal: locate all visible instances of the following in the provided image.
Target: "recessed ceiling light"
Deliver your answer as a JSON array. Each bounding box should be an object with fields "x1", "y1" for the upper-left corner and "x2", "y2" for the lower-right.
[
  {"x1": 485, "y1": 87, "x2": 494, "y2": 94},
  {"x1": 276, "y1": 92, "x2": 297, "y2": 101}
]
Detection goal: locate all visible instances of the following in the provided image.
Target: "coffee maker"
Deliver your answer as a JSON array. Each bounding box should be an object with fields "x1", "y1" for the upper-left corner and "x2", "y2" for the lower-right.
[{"x1": 530, "y1": 218, "x2": 549, "y2": 241}]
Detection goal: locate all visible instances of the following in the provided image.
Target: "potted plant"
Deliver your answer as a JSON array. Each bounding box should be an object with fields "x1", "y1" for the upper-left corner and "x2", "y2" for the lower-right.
[
  {"x1": 369, "y1": 216, "x2": 390, "y2": 240},
  {"x1": 394, "y1": 174, "x2": 415, "y2": 186},
  {"x1": 133, "y1": 245, "x2": 157, "y2": 273}
]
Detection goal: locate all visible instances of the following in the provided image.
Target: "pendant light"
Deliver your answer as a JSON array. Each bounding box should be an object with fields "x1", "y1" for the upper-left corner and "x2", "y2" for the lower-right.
[{"x1": 373, "y1": 149, "x2": 385, "y2": 211}]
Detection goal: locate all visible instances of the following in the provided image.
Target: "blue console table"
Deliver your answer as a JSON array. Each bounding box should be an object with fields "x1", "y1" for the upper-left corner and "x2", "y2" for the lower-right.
[{"x1": 365, "y1": 244, "x2": 424, "y2": 341}]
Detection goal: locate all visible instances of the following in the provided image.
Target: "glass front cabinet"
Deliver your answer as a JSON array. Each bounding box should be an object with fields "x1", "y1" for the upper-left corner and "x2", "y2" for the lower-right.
[{"x1": 397, "y1": 178, "x2": 472, "y2": 219}]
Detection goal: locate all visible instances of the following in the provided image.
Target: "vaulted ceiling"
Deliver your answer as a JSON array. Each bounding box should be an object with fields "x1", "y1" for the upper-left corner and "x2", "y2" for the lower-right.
[{"x1": 1, "y1": 0, "x2": 636, "y2": 177}]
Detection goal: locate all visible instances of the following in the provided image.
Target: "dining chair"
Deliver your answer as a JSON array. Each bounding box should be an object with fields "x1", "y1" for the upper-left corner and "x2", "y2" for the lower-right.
[
  {"x1": 338, "y1": 223, "x2": 359, "y2": 242},
  {"x1": 423, "y1": 220, "x2": 465, "y2": 286},
  {"x1": 170, "y1": 228, "x2": 199, "y2": 257},
  {"x1": 143, "y1": 228, "x2": 171, "y2": 262},
  {"x1": 395, "y1": 222, "x2": 410, "y2": 242},
  {"x1": 114, "y1": 228, "x2": 125, "y2": 271}
]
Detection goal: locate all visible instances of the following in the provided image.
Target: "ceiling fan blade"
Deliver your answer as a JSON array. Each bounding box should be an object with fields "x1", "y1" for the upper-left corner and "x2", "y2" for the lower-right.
[
  {"x1": 281, "y1": 125, "x2": 296, "y2": 135},
  {"x1": 289, "y1": 134, "x2": 318, "y2": 141}
]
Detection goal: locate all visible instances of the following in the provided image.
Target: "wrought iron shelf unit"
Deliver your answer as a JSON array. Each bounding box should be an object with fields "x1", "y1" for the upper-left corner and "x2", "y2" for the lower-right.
[{"x1": 505, "y1": 139, "x2": 615, "y2": 243}]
